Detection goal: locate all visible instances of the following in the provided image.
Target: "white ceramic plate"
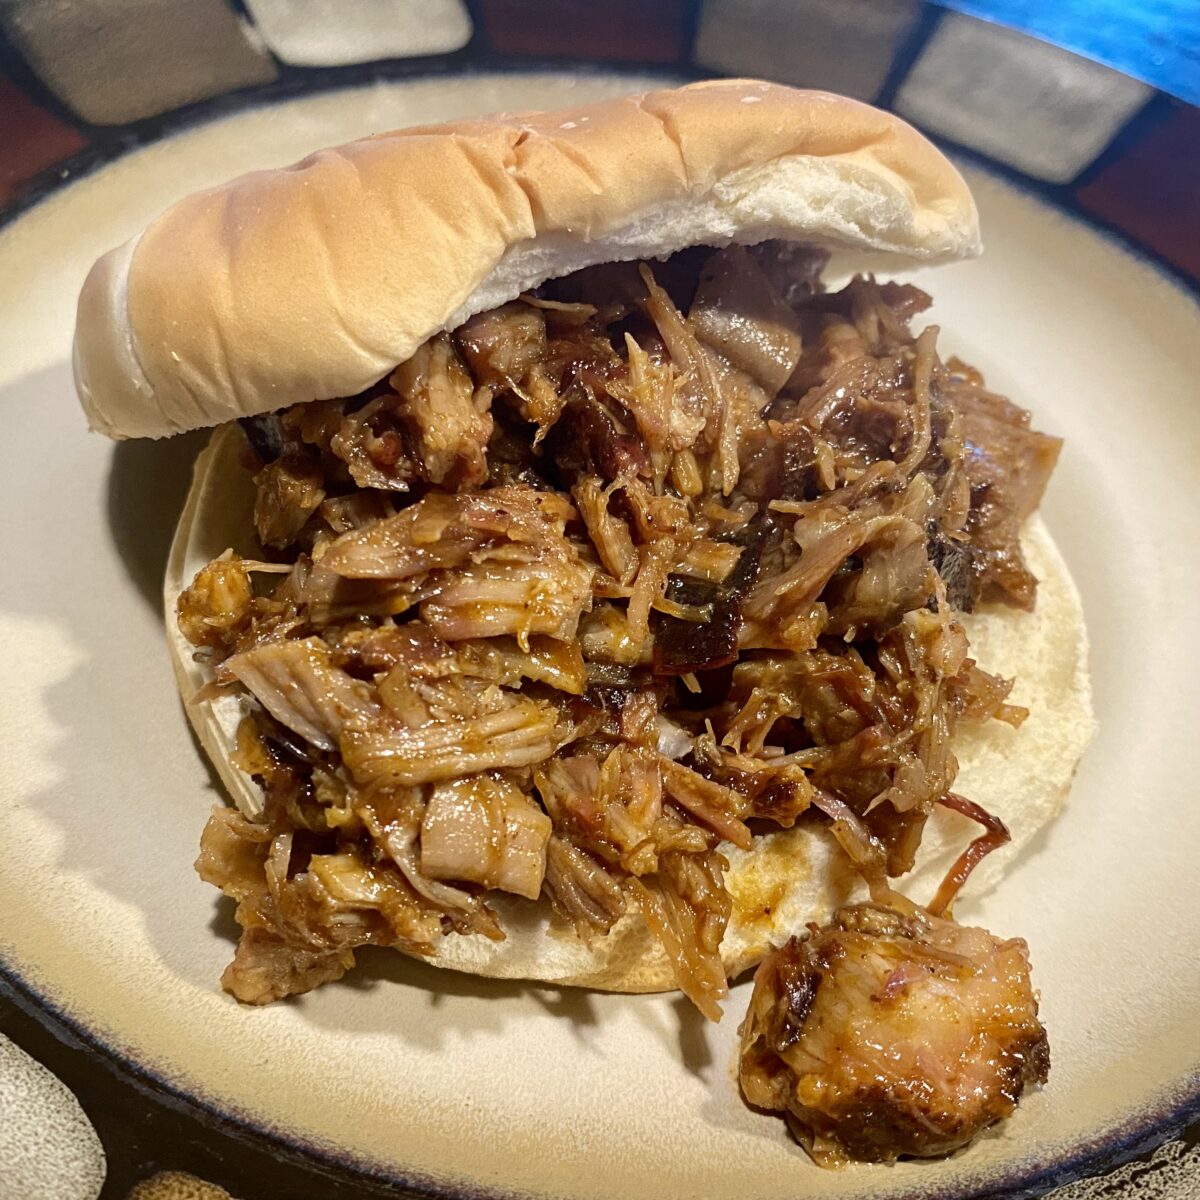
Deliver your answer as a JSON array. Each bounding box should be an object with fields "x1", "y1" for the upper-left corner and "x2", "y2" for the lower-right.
[{"x1": 2, "y1": 72, "x2": 1199, "y2": 1199}]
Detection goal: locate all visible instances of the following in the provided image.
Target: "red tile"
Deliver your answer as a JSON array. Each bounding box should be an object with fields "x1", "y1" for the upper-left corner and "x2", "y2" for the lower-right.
[
  {"x1": 481, "y1": 0, "x2": 687, "y2": 61},
  {"x1": 1076, "y1": 106, "x2": 1200, "y2": 284},
  {"x1": 0, "y1": 74, "x2": 87, "y2": 208}
]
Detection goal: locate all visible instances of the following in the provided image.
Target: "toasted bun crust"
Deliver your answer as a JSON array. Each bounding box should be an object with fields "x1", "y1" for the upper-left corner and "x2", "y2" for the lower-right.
[
  {"x1": 76, "y1": 80, "x2": 979, "y2": 440},
  {"x1": 166, "y1": 427, "x2": 1093, "y2": 994}
]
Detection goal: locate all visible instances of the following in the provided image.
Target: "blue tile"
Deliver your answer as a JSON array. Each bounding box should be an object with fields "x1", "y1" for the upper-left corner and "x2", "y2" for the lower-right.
[{"x1": 932, "y1": 0, "x2": 1200, "y2": 108}]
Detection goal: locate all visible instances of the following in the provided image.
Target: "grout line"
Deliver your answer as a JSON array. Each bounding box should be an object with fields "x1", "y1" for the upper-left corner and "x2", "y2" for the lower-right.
[
  {"x1": 873, "y1": 0, "x2": 945, "y2": 110},
  {"x1": 678, "y1": 0, "x2": 706, "y2": 68},
  {"x1": 1068, "y1": 90, "x2": 1180, "y2": 191},
  {"x1": 0, "y1": 27, "x2": 98, "y2": 138}
]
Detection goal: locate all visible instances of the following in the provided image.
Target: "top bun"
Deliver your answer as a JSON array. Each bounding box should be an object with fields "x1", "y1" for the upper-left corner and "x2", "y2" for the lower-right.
[{"x1": 73, "y1": 79, "x2": 979, "y2": 440}]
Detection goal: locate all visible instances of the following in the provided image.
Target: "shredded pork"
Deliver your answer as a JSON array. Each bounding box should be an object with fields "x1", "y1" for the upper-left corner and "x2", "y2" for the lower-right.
[{"x1": 183, "y1": 245, "x2": 1059, "y2": 1032}]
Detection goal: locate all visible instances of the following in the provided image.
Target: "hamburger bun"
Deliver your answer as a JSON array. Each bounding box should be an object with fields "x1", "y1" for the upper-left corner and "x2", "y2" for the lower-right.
[{"x1": 74, "y1": 80, "x2": 979, "y2": 440}]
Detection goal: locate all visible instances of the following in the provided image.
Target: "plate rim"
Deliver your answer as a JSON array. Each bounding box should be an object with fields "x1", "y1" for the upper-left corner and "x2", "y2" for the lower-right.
[{"x1": 3, "y1": 64, "x2": 1199, "y2": 1199}]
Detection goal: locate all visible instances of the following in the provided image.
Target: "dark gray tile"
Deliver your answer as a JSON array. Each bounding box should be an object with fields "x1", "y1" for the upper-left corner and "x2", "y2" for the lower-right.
[
  {"x1": 0, "y1": 0, "x2": 277, "y2": 125},
  {"x1": 695, "y1": 0, "x2": 923, "y2": 102}
]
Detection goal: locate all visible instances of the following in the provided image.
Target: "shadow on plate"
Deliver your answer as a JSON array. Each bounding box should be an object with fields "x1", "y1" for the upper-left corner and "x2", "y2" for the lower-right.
[
  {"x1": 107, "y1": 429, "x2": 211, "y2": 612},
  {"x1": 206, "y1": 885, "x2": 725, "y2": 1075},
  {"x1": 206, "y1": 895, "x2": 605, "y2": 1045}
]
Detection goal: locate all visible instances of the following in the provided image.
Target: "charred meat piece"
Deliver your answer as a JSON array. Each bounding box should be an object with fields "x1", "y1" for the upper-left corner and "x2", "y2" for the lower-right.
[
  {"x1": 749, "y1": 242, "x2": 829, "y2": 308},
  {"x1": 240, "y1": 412, "x2": 292, "y2": 464},
  {"x1": 928, "y1": 528, "x2": 976, "y2": 612},
  {"x1": 540, "y1": 393, "x2": 648, "y2": 486},
  {"x1": 739, "y1": 903, "x2": 1049, "y2": 1165},
  {"x1": 654, "y1": 517, "x2": 770, "y2": 675}
]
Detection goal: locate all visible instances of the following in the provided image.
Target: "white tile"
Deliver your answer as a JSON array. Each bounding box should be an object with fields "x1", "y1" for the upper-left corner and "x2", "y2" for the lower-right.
[
  {"x1": 695, "y1": 0, "x2": 922, "y2": 102},
  {"x1": 244, "y1": 0, "x2": 472, "y2": 66},
  {"x1": 896, "y1": 13, "x2": 1153, "y2": 183},
  {"x1": 0, "y1": 0, "x2": 277, "y2": 125}
]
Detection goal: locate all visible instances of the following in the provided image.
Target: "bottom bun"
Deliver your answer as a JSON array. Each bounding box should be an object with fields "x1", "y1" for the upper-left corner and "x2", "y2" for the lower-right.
[{"x1": 165, "y1": 426, "x2": 1094, "y2": 992}]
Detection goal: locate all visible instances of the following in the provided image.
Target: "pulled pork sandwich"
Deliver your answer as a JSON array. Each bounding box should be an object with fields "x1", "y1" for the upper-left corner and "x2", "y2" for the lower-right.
[{"x1": 74, "y1": 81, "x2": 1092, "y2": 1162}]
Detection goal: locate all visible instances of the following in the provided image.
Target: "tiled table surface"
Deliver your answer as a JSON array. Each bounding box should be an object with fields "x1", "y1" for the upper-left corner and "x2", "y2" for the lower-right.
[{"x1": 1, "y1": 1, "x2": 1198, "y2": 1197}]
